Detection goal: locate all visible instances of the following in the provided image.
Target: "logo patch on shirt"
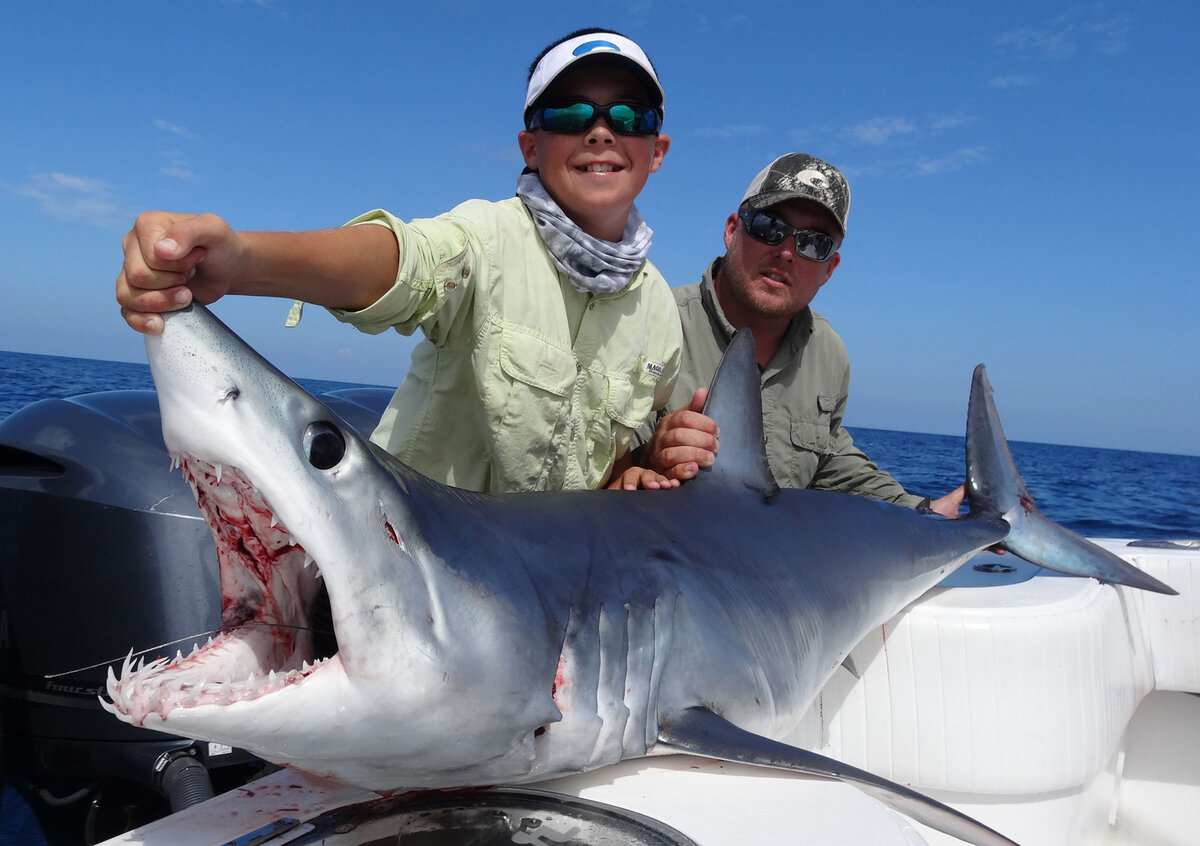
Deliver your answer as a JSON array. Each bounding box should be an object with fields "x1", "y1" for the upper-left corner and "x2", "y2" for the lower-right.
[{"x1": 643, "y1": 360, "x2": 664, "y2": 380}]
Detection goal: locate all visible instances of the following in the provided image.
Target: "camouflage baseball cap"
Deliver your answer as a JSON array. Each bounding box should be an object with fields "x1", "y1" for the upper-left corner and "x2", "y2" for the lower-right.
[{"x1": 740, "y1": 153, "x2": 850, "y2": 236}]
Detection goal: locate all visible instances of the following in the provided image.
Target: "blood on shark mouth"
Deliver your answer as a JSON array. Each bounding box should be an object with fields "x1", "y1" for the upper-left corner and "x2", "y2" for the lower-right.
[{"x1": 103, "y1": 456, "x2": 338, "y2": 724}]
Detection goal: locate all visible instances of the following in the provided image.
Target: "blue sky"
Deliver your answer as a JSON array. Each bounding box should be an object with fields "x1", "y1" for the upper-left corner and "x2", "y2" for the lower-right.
[{"x1": 2, "y1": 1, "x2": 1197, "y2": 456}]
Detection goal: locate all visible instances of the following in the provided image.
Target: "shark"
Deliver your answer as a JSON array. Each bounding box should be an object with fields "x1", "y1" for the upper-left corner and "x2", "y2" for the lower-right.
[{"x1": 103, "y1": 303, "x2": 1174, "y2": 846}]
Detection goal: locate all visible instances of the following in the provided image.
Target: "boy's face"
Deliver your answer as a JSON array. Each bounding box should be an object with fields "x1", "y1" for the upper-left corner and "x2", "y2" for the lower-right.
[{"x1": 518, "y1": 65, "x2": 670, "y2": 242}]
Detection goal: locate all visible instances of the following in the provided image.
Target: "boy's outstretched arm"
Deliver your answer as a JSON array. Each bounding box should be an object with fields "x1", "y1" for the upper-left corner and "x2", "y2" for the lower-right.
[{"x1": 117, "y1": 211, "x2": 399, "y2": 334}]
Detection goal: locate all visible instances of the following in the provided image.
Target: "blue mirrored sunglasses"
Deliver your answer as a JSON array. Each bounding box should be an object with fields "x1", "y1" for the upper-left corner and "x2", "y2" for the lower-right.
[{"x1": 527, "y1": 100, "x2": 662, "y2": 136}]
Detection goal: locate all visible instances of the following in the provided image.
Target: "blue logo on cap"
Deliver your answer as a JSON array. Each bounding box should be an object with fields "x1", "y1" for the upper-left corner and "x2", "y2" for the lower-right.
[{"x1": 573, "y1": 40, "x2": 620, "y2": 56}]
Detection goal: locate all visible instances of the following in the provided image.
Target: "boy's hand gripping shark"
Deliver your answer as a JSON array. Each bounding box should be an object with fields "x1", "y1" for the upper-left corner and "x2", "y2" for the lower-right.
[{"x1": 103, "y1": 303, "x2": 1174, "y2": 846}]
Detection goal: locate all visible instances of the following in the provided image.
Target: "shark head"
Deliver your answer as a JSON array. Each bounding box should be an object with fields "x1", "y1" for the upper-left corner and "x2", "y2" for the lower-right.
[{"x1": 103, "y1": 304, "x2": 558, "y2": 788}]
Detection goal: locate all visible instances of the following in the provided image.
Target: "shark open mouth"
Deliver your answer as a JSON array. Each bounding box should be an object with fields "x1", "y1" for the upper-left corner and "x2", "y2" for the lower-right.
[{"x1": 104, "y1": 455, "x2": 338, "y2": 725}]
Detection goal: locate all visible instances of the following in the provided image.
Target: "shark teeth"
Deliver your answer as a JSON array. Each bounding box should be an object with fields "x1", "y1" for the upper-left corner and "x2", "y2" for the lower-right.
[
  {"x1": 105, "y1": 637, "x2": 335, "y2": 722},
  {"x1": 101, "y1": 453, "x2": 336, "y2": 726}
]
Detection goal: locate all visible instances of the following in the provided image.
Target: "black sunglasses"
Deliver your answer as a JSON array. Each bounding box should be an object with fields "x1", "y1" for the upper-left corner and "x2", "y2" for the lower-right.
[
  {"x1": 527, "y1": 100, "x2": 662, "y2": 136},
  {"x1": 738, "y1": 209, "x2": 839, "y2": 262}
]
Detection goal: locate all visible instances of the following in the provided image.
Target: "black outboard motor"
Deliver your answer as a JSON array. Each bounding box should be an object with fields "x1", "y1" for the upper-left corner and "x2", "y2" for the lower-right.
[{"x1": 0, "y1": 386, "x2": 392, "y2": 844}]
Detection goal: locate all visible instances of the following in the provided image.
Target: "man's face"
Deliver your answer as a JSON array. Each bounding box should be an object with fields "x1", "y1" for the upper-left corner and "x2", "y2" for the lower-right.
[
  {"x1": 518, "y1": 65, "x2": 670, "y2": 242},
  {"x1": 715, "y1": 199, "x2": 842, "y2": 327}
]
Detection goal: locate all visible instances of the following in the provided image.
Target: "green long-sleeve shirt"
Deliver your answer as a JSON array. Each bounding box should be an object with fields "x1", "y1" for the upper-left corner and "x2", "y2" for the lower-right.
[{"x1": 329, "y1": 201, "x2": 681, "y2": 493}]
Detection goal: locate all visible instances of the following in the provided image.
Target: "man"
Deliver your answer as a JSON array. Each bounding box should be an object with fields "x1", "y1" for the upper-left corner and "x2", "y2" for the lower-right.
[{"x1": 635, "y1": 153, "x2": 961, "y2": 514}]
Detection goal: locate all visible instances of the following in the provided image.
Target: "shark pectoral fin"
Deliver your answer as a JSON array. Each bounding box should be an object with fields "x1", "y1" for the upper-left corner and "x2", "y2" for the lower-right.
[{"x1": 656, "y1": 707, "x2": 1020, "y2": 846}]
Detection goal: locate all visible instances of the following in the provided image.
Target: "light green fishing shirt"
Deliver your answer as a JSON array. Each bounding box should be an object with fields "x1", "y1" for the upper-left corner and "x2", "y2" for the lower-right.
[
  {"x1": 328, "y1": 199, "x2": 681, "y2": 493},
  {"x1": 654, "y1": 259, "x2": 922, "y2": 506}
]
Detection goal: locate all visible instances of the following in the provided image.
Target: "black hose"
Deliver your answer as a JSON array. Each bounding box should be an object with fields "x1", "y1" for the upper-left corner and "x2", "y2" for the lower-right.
[{"x1": 156, "y1": 752, "x2": 214, "y2": 812}]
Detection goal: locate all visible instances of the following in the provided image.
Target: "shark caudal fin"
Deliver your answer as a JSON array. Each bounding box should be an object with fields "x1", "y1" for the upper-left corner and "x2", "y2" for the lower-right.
[
  {"x1": 965, "y1": 364, "x2": 1176, "y2": 595},
  {"x1": 695, "y1": 329, "x2": 779, "y2": 498}
]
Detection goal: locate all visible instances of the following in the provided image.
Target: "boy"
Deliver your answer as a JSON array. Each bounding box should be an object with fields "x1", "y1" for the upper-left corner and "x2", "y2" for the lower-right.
[{"x1": 117, "y1": 29, "x2": 679, "y2": 493}]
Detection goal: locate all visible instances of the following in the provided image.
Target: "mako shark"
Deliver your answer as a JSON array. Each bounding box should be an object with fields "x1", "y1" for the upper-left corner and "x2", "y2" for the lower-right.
[{"x1": 104, "y1": 303, "x2": 1173, "y2": 846}]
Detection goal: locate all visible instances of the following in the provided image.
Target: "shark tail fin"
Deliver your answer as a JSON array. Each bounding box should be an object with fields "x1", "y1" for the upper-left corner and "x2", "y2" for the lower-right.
[
  {"x1": 658, "y1": 707, "x2": 1020, "y2": 846},
  {"x1": 965, "y1": 364, "x2": 1176, "y2": 595}
]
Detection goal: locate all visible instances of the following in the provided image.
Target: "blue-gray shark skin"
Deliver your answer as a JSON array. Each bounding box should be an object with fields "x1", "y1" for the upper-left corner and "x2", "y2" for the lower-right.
[{"x1": 102, "y1": 304, "x2": 1173, "y2": 846}]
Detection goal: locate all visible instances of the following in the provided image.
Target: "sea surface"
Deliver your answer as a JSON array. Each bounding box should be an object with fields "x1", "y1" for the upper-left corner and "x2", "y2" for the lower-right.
[{"x1": 2, "y1": 349, "x2": 1197, "y2": 540}]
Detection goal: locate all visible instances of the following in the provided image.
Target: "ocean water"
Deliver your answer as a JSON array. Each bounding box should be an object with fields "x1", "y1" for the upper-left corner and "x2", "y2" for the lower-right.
[{"x1": 2, "y1": 349, "x2": 1197, "y2": 540}]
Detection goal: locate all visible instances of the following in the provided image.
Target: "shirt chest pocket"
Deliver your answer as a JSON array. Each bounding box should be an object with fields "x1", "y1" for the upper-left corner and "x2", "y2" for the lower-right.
[
  {"x1": 787, "y1": 394, "x2": 839, "y2": 456},
  {"x1": 494, "y1": 326, "x2": 578, "y2": 488},
  {"x1": 603, "y1": 360, "x2": 660, "y2": 429},
  {"x1": 498, "y1": 327, "x2": 577, "y2": 396}
]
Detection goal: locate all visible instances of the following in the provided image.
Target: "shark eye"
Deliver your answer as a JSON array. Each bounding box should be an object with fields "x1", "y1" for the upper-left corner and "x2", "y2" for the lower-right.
[{"x1": 304, "y1": 422, "x2": 346, "y2": 470}]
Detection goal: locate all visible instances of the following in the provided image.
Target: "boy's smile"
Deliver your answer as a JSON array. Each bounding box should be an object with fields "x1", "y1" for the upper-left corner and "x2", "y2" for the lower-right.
[{"x1": 519, "y1": 66, "x2": 670, "y2": 242}]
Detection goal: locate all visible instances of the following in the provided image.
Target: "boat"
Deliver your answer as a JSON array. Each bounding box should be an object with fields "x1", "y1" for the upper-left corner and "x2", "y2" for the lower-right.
[{"x1": 2, "y1": 389, "x2": 1196, "y2": 846}]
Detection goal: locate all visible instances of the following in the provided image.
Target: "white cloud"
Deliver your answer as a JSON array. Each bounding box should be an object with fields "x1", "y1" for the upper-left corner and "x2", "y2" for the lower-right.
[
  {"x1": 1086, "y1": 16, "x2": 1134, "y2": 56},
  {"x1": 155, "y1": 121, "x2": 199, "y2": 180},
  {"x1": 990, "y1": 74, "x2": 1041, "y2": 89},
  {"x1": 153, "y1": 118, "x2": 197, "y2": 140},
  {"x1": 929, "y1": 114, "x2": 976, "y2": 132},
  {"x1": 995, "y1": 25, "x2": 1077, "y2": 60},
  {"x1": 786, "y1": 114, "x2": 985, "y2": 178},
  {"x1": 160, "y1": 150, "x2": 196, "y2": 181},
  {"x1": 845, "y1": 117, "x2": 917, "y2": 146},
  {"x1": 916, "y1": 147, "x2": 988, "y2": 175},
  {"x1": 6, "y1": 172, "x2": 127, "y2": 229},
  {"x1": 995, "y1": 11, "x2": 1133, "y2": 60}
]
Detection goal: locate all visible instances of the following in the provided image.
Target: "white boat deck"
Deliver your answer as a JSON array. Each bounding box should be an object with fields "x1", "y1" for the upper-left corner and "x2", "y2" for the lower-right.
[{"x1": 99, "y1": 539, "x2": 1200, "y2": 846}]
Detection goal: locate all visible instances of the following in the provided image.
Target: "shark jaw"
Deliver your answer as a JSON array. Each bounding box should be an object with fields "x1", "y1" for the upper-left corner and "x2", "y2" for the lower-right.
[
  {"x1": 99, "y1": 304, "x2": 561, "y2": 787},
  {"x1": 103, "y1": 453, "x2": 340, "y2": 727},
  {"x1": 103, "y1": 435, "x2": 558, "y2": 787}
]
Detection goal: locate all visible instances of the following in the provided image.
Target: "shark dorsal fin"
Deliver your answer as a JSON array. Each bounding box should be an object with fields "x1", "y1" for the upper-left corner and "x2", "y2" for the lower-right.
[{"x1": 695, "y1": 329, "x2": 780, "y2": 498}]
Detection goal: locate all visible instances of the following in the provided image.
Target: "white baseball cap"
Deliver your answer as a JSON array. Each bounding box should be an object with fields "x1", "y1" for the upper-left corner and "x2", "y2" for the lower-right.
[{"x1": 524, "y1": 32, "x2": 664, "y2": 121}]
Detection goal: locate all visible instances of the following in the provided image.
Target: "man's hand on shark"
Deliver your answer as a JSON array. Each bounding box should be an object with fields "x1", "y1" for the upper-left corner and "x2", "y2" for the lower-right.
[{"x1": 931, "y1": 484, "x2": 967, "y2": 518}]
